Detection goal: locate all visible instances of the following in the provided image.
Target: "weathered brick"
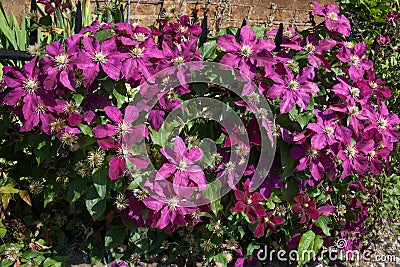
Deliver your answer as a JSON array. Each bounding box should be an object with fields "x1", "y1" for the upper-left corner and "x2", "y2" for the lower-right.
[
  {"x1": 273, "y1": 9, "x2": 296, "y2": 23},
  {"x1": 231, "y1": 6, "x2": 251, "y2": 19}
]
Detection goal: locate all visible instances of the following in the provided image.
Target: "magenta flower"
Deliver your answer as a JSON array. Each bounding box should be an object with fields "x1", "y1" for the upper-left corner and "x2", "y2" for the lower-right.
[
  {"x1": 163, "y1": 15, "x2": 202, "y2": 42},
  {"x1": 292, "y1": 193, "x2": 319, "y2": 224},
  {"x1": 332, "y1": 76, "x2": 368, "y2": 102},
  {"x1": 77, "y1": 36, "x2": 123, "y2": 88},
  {"x1": 365, "y1": 70, "x2": 391, "y2": 104},
  {"x1": 40, "y1": 35, "x2": 81, "y2": 91},
  {"x1": 311, "y1": 2, "x2": 351, "y2": 36},
  {"x1": 120, "y1": 39, "x2": 162, "y2": 81},
  {"x1": 266, "y1": 66, "x2": 319, "y2": 113},
  {"x1": 156, "y1": 136, "x2": 207, "y2": 190},
  {"x1": 364, "y1": 103, "x2": 400, "y2": 147},
  {"x1": 217, "y1": 26, "x2": 275, "y2": 78},
  {"x1": 337, "y1": 134, "x2": 374, "y2": 178},
  {"x1": 303, "y1": 34, "x2": 336, "y2": 70},
  {"x1": 234, "y1": 183, "x2": 266, "y2": 222},
  {"x1": 97, "y1": 137, "x2": 149, "y2": 180},
  {"x1": 92, "y1": 105, "x2": 147, "y2": 140},
  {"x1": 337, "y1": 42, "x2": 373, "y2": 81},
  {"x1": 143, "y1": 180, "x2": 197, "y2": 233},
  {"x1": 253, "y1": 207, "x2": 284, "y2": 237},
  {"x1": 3, "y1": 57, "x2": 41, "y2": 107},
  {"x1": 38, "y1": 0, "x2": 69, "y2": 14},
  {"x1": 290, "y1": 141, "x2": 335, "y2": 183}
]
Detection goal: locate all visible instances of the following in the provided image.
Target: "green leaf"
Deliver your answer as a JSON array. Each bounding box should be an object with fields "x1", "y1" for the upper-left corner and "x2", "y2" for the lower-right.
[
  {"x1": 44, "y1": 184, "x2": 57, "y2": 208},
  {"x1": 105, "y1": 226, "x2": 126, "y2": 249},
  {"x1": 92, "y1": 168, "x2": 108, "y2": 199},
  {"x1": 199, "y1": 40, "x2": 217, "y2": 60},
  {"x1": 251, "y1": 25, "x2": 265, "y2": 38},
  {"x1": 0, "y1": 184, "x2": 18, "y2": 194},
  {"x1": 297, "y1": 231, "x2": 323, "y2": 266},
  {"x1": 85, "y1": 187, "x2": 106, "y2": 220},
  {"x1": 94, "y1": 29, "x2": 113, "y2": 43},
  {"x1": 314, "y1": 216, "x2": 331, "y2": 236},
  {"x1": 43, "y1": 256, "x2": 68, "y2": 267},
  {"x1": 113, "y1": 89, "x2": 126, "y2": 108},
  {"x1": 201, "y1": 180, "x2": 222, "y2": 216},
  {"x1": 77, "y1": 124, "x2": 93, "y2": 137},
  {"x1": 67, "y1": 178, "x2": 87, "y2": 203}
]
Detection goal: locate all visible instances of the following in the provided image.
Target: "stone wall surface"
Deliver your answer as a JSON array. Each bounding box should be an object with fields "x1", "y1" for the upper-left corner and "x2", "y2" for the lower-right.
[{"x1": 1, "y1": 0, "x2": 336, "y2": 32}]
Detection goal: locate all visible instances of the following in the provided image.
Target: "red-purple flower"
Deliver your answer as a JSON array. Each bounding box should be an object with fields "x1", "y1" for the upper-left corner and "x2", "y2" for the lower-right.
[
  {"x1": 311, "y1": 2, "x2": 351, "y2": 36},
  {"x1": 217, "y1": 26, "x2": 275, "y2": 78},
  {"x1": 156, "y1": 136, "x2": 207, "y2": 190},
  {"x1": 77, "y1": 36, "x2": 123, "y2": 88},
  {"x1": 38, "y1": 0, "x2": 69, "y2": 14},
  {"x1": 292, "y1": 193, "x2": 320, "y2": 224},
  {"x1": 253, "y1": 207, "x2": 284, "y2": 237},
  {"x1": 303, "y1": 34, "x2": 336, "y2": 70},
  {"x1": 234, "y1": 183, "x2": 266, "y2": 221},
  {"x1": 266, "y1": 66, "x2": 319, "y2": 113},
  {"x1": 40, "y1": 35, "x2": 81, "y2": 91},
  {"x1": 337, "y1": 42, "x2": 373, "y2": 81}
]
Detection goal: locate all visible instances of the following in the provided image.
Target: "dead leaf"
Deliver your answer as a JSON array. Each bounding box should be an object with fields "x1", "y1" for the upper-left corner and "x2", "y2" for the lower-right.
[
  {"x1": 29, "y1": 241, "x2": 52, "y2": 251},
  {"x1": 19, "y1": 190, "x2": 32, "y2": 206}
]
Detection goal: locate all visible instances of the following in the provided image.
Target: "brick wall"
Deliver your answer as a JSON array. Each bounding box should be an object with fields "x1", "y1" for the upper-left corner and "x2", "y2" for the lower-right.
[{"x1": 2, "y1": 0, "x2": 337, "y2": 33}]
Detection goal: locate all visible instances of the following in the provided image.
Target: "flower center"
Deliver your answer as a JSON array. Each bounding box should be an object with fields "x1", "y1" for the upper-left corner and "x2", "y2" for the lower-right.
[
  {"x1": 248, "y1": 92, "x2": 260, "y2": 104},
  {"x1": 323, "y1": 126, "x2": 334, "y2": 137},
  {"x1": 130, "y1": 46, "x2": 145, "y2": 58},
  {"x1": 350, "y1": 55, "x2": 360, "y2": 65},
  {"x1": 54, "y1": 53, "x2": 69, "y2": 69},
  {"x1": 348, "y1": 106, "x2": 359, "y2": 115},
  {"x1": 369, "y1": 81, "x2": 378, "y2": 89},
  {"x1": 307, "y1": 148, "x2": 319, "y2": 159},
  {"x1": 345, "y1": 42, "x2": 355, "y2": 49},
  {"x1": 24, "y1": 79, "x2": 39, "y2": 93},
  {"x1": 93, "y1": 51, "x2": 108, "y2": 64},
  {"x1": 286, "y1": 60, "x2": 299, "y2": 72},
  {"x1": 287, "y1": 80, "x2": 299, "y2": 90},
  {"x1": 246, "y1": 198, "x2": 252, "y2": 205},
  {"x1": 263, "y1": 217, "x2": 270, "y2": 223},
  {"x1": 367, "y1": 149, "x2": 376, "y2": 160},
  {"x1": 258, "y1": 108, "x2": 268, "y2": 118},
  {"x1": 303, "y1": 203, "x2": 309, "y2": 208},
  {"x1": 167, "y1": 196, "x2": 180, "y2": 210},
  {"x1": 239, "y1": 45, "x2": 253, "y2": 57},
  {"x1": 327, "y1": 12, "x2": 338, "y2": 21},
  {"x1": 172, "y1": 56, "x2": 185, "y2": 66},
  {"x1": 117, "y1": 121, "x2": 131, "y2": 134},
  {"x1": 35, "y1": 104, "x2": 46, "y2": 114},
  {"x1": 377, "y1": 117, "x2": 388, "y2": 130},
  {"x1": 133, "y1": 33, "x2": 147, "y2": 42},
  {"x1": 344, "y1": 146, "x2": 357, "y2": 159},
  {"x1": 166, "y1": 90, "x2": 177, "y2": 101},
  {"x1": 178, "y1": 159, "x2": 188, "y2": 171},
  {"x1": 225, "y1": 161, "x2": 235, "y2": 171},
  {"x1": 304, "y1": 43, "x2": 315, "y2": 53},
  {"x1": 179, "y1": 26, "x2": 188, "y2": 33},
  {"x1": 350, "y1": 87, "x2": 360, "y2": 97},
  {"x1": 283, "y1": 29, "x2": 292, "y2": 38}
]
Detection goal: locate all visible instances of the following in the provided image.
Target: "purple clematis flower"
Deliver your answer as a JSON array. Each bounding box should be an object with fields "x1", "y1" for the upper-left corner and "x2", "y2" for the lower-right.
[
  {"x1": 290, "y1": 141, "x2": 335, "y2": 183},
  {"x1": 337, "y1": 42, "x2": 373, "y2": 81},
  {"x1": 156, "y1": 136, "x2": 207, "y2": 190},
  {"x1": 266, "y1": 66, "x2": 319, "y2": 113},
  {"x1": 92, "y1": 105, "x2": 148, "y2": 140},
  {"x1": 303, "y1": 34, "x2": 336, "y2": 70},
  {"x1": 217, "y1": 26, "x2": 275, "y2": 78},
  {"x1": 364, "y1": 103, "x2": 400, "y2": 147},
  {"x1": 311, "y1": 2, "x2": 351, "y2": 36},
  {"x1": 38, "y1": 0, "x2": 69, "y2": 14},
  {"x1": 143, "y1": 179, "x2": 197, "y2": 233},
  {"x1": 77, "y1": 36, "x2": 123, "y2": 88},
  {"x1": 365, "y1": 70, "x2": 391, "y2": 104},
  {"x1": 337, "y1": 134, "x2": 374, "y2": 178},
  {"x1": 332, "y1": 76, "x2": 369, "y2": 102},
  {"x1": 292, "y1": 193, "x2": 320, "y2": 224},
  {"x1": 234, "y1": 182, "x2": 266, "y2": 222},
  {"x1": 253, "y1": 206, "x2": 284, "y2": 236},
  {"x1": 97, "y1": 137, "x2": 149, "y2": 180},
  {"x1": 40, "y1": 35, "x2": 81, "y2": 91}
]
